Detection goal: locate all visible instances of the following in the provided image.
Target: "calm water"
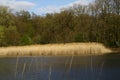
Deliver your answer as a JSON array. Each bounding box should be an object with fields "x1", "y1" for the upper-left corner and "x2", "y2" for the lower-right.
[{"x1": 0, "y1": 52, "x2": 120, "y2": 80}]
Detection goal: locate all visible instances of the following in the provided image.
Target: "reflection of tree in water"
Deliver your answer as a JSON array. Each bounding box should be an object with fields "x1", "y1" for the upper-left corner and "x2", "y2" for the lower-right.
[
  {"x1": 103, "y1": 52, "x2": 120, "y2": 68},
  {"x1": 0, "y1": 58, "x2": 14, "y2": 80},
  {"x1": 0, "y1": 54, "x2": 120, "y2": 80}
]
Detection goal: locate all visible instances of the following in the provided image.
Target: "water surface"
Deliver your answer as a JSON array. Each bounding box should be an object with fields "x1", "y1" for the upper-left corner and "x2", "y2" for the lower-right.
[{"x1": 0, "y1": 52, "x2": 120, "y2": 80}]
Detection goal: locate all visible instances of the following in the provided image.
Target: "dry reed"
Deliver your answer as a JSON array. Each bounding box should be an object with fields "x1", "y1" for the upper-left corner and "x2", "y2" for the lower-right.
[
  {"x1": 98, "y1": 62, "x2": 104, "y2": 80},
  {"x1": 21, "y1": 62, "x2": 26, "y2": 80},
  {"x1": 49, "y1": 65, "x2": 52, "y2": 80},
  {"x1": 0, "y1": 42, "x2": 112, "y2": 57},
  {"x1": 67, "y1": 55, "x2": 74, "y2": 73},
  {"x1": 14, "y1": 56, "x2": 19, "y2": 80},
  {"x1": 28, "y1": 58, "x2": 33, "y2": 72}
]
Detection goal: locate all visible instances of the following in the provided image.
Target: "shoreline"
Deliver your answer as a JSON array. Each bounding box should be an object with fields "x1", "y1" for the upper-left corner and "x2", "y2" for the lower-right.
[
  {"x1": 0, "y1": 53, "x2": 112, "y2": 58},
  {"x1": 110, "y1": 48, "x2": 120, "y2": 53},
  {"x1": 0, "y1": 42, "x2": 112, "y2": 57}
]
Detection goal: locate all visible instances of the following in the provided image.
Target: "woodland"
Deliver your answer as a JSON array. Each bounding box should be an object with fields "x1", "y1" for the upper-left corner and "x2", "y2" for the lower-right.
[{"x1": 0, "y1": 0, "x2": 120, "y2": 47}]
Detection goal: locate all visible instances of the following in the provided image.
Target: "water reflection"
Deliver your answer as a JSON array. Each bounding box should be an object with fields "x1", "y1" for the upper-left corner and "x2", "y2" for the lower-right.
[{"x1": 0, "y1": 52, "x2": 120, "y2": 80}]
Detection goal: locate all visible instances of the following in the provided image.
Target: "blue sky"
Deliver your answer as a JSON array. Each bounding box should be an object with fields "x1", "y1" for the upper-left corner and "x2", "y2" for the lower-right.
[{"x1": 0, "y1": 0, "x2": 94, "y2": 15}]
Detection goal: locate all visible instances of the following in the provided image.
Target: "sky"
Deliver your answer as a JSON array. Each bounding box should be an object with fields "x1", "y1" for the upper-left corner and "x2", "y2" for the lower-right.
[{"x1": 0, "y1": 0, "x2": 94, "y2": 15}]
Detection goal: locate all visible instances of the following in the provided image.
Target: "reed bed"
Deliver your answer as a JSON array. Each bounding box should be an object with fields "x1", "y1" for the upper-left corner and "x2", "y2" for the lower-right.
[{"x1": 0, "y1": 42, "x2": 112, "y2": 57}]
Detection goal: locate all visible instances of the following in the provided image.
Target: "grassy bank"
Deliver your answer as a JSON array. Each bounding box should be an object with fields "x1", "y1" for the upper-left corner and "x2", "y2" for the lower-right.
[
  {"x1": 0, "y1": 43, "x2": 112, "y2": 57},
  {"x1": 111, "y1": 48, "x2": 120, "y2": 53}
]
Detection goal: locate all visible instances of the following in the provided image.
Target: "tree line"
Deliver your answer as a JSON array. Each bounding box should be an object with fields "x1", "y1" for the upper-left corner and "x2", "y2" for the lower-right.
[{"x1": 0, "y1": 0, "x2": 120, "y2": 47}]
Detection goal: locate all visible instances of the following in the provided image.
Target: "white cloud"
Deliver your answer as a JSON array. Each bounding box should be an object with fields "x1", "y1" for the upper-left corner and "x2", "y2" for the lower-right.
[
  {"x1": 37, "y1": 6, "x2": 60, "y2": 15},
  {"x1": 0, "y1": 0, "x2": 35, "y2": 11},
  {"x1": 37, "y1": 0, "x2": 92, "y2": 15},
  {"x1": 68, "y1": 0, "x2": 92, "y2": 6},
  {"x1": 0, "y1": 0, "x2": 92, "y2": 15}
]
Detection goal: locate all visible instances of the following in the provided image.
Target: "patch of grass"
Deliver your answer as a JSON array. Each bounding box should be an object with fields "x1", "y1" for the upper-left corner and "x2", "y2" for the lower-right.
[{"x1": 0, "y1": 42, "x2": 112, "y2": 57}]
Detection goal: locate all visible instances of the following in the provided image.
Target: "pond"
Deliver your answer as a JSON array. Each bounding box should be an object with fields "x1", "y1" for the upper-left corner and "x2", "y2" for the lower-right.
[{"x1": 0, "y1": 52, "x2": 120, "y2": 80}]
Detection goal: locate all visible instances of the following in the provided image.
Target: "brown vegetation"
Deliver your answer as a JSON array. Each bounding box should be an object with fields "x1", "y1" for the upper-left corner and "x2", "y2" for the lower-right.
[
  {"x1": 0, "y1": 43, "x2": 112, "y2": 57},
  {"x1": 0, "y1": 0, "x2": 120, "y2": 47}
]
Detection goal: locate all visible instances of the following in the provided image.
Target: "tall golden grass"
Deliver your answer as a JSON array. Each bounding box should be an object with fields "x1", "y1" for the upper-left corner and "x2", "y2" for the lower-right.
[{"x1": 0, "y1": 42, "x2": 112, "y2": 57}]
